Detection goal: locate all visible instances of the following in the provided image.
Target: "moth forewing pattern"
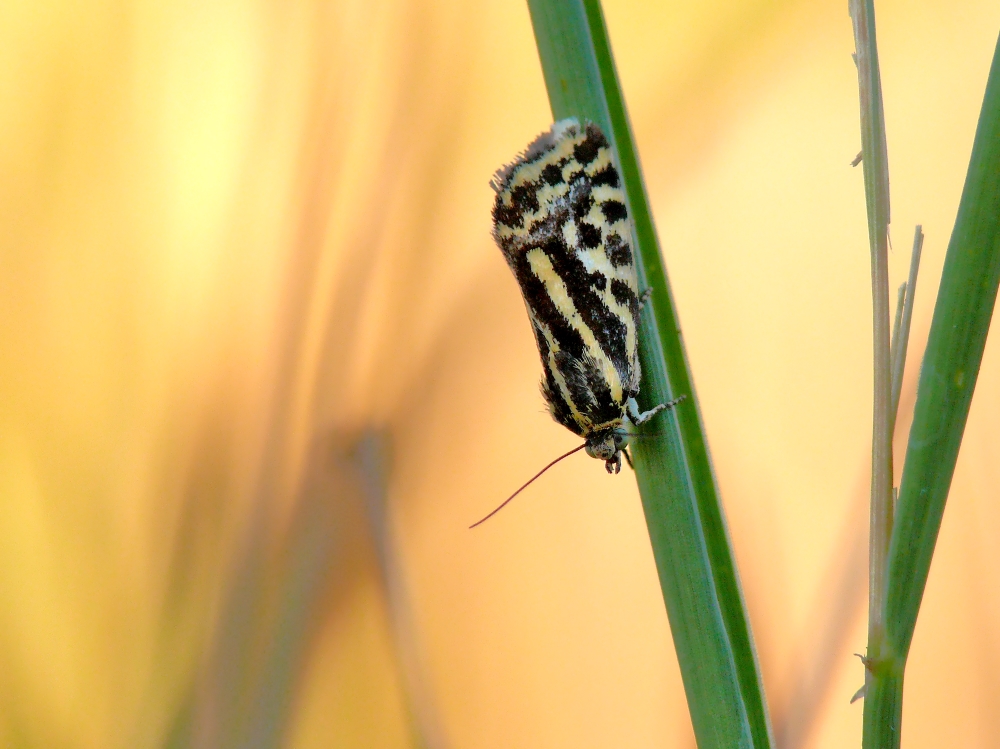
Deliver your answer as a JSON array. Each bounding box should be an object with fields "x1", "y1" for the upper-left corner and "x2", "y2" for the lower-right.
[{"x1": 490, "y1": 118, "x2": 671, "y2": 481}]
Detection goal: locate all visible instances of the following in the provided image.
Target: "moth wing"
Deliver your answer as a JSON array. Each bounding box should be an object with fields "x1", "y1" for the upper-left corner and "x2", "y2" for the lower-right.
[{"x1": 492, "y1": 120, "x2": 644, "y2": 435}]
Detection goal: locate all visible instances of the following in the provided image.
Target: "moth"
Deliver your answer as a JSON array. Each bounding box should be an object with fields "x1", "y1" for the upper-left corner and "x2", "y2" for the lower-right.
[{"x1": 472, "y1": 118, "x2": 682, "y2": 527}]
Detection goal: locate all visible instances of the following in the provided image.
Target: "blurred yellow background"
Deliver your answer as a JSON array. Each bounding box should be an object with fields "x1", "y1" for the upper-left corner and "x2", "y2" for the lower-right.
[{"x1": 1, "y1": 1, "x2": 999, "y2": 747}]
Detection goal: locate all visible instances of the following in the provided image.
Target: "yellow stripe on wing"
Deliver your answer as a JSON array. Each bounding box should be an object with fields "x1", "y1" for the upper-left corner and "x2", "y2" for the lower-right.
[{"x1": 525, "y1": 248, "x2": 625, "y2": 430}]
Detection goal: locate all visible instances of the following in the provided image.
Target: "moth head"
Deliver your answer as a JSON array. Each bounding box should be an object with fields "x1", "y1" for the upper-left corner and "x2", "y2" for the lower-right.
[{"x1": 585, "y1": 428, "x2": 630, "y2": 474}]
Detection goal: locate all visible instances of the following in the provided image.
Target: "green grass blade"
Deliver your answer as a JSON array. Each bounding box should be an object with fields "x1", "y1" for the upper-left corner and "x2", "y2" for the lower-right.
[
  {"x1": 889, "y1": 227, "x2": 924, "y2": 432},
  {"x1": 860, "y1": 30, "x2": 1000, "y2": 749},
  {"x1": 527, "y1": 3, "x2": 773, "y2": 748},
  {"x1": 887, "y1": 33, "x2": 1000, "y2": 659}
]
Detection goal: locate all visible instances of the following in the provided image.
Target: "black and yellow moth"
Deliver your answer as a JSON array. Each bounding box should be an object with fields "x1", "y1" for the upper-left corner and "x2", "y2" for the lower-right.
[{"x1": 473, "y1": 119, "x2": 682, "y2": 527}]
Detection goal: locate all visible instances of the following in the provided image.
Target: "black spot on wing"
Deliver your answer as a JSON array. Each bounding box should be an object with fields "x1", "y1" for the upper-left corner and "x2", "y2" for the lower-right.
[
  {"x1": 578, "y1": 222, "x2": 602, "y2": 249},
  {"x1": 584, "y1": 122, "x2": 610, "y2": 147},
  {"x1": 573, "y1": 139, "x2": 600, "y2": 166},
  {"x1": 566, "y1": 166, "x2": 600, "y2": 248},
  {"x1": 570, "y1": 186, "x2": 594, "y2": 220},
  {"x1": 601, "y1": 200, "x2": 628, "y2": 224},
  {"x1": 493, "y1": 202, "x2": 520, "y2": 230},
  {"x1": 541, "y1": 162, "x2": 564, "y2": 186},
  {"x1": 574, "y1": 123, "x2": 609, "y2": 166},
  {"x1": 610, "y1": 278, "x2": 639, "y2": 320},
  {"x1": 492, "y1": 180, "x2": 541, "y2": 230},
  {"x1": 591, "y1": 164, "x2": 620, "y2": 188},
  {"x1": 606, "y1": 234, "x2": 633, "y2": 268},
  {"x1": 509, "y1": 183, "x2": 539, "y2": 216}
]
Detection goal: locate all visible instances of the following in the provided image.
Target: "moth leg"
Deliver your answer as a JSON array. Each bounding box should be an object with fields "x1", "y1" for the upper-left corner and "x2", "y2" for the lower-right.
[
  {"x1": 622, "y1": 447, "x2": 634, "y2": 471},
  {"x1": 605, "y1": 452, "x2": 622, "y2": 474},
  {"x1": 627, "y1": 394, "x2": 686, "y2": 425},
  {"x1": 627, "y1": 397, "x2": 667, "y2": 425},
  {"x1": 638, "y1": 288, "x2": 653, "y2": 311}
]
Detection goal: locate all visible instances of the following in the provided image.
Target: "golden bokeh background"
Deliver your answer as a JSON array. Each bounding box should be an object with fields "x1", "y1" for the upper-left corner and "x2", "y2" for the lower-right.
[{"x1": 1, "y1": 1, "x2": 999, "y2": 747}]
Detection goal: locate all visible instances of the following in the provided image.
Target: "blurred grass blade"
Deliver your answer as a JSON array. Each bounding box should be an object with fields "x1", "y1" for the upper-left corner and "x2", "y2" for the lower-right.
[
  {"x1": 887, "y1": 30, "x2": 1000, "y2": 672},
  {"x1": 888, "y1": 282, "x2": 906, "y2": 396},
  {"x1": 889, "y1": 226, "x2": 924, "y2": 433},
  {"x1": 527, "y1": 3, "x2": 773, "y2": 748},
  {"x1": 355, "y1": 432, "x2": 446, "y2": 749}
]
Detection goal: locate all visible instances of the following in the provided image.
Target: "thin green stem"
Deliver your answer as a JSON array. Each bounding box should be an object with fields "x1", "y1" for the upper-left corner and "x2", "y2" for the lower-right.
[
  {"x1": 527, "y1": 2, "x2": 772, "y2": 748},
  {"x1": 888, "y1": 282, "x2": 906, "y2": 426},
  {"x1": 864, "y1": 28, "x2": 1000, "y2": 749},
  {"x1": 889, "y1": 226, "x2": 924, "y2": 433},
  {"x1": 849, "y1": 0, "x2": 893, "y2": 666},
  {"x1": 848, "y1": 1, "x2": 898, "y2": 744},
  {"x1": 886, "y1": 33, "x2": 1000, "y2": 661}
]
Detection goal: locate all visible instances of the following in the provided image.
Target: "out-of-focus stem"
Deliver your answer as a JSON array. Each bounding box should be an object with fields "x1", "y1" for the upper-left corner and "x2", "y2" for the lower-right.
[
  {"x1": 890, "y1": 226, "x2": 924, "y2": 432},
  {"x1": 849, "y1": 0, "x2": 892, "y2": 656},
  {"x1": 888, "y1": 282, "x2": 906, "y2": 420},
  {"x1": 848, "y1": 11, "x2": 896, "y2": 747}
]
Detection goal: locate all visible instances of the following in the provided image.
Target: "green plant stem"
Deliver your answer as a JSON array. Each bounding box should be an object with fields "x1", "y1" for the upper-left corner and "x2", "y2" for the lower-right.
[
  {"x1": 888, "y1": 282, "x2": 906, "y2": 423},
  {"x1": 865, "y1": 31, "x2": 1000, "y2": 749},
  {"x1": 889, "y1": 227, "x2": 924, "y2": 433},
  {"x1": 849, "y1": 0, "x2": 893, "y2": 693},
  {"x1": 527, "y1": 2, "x2": 773, "y2": 748},
  {"x1": 888, "y1": 19, "x2": 1000, "y2": 686}
]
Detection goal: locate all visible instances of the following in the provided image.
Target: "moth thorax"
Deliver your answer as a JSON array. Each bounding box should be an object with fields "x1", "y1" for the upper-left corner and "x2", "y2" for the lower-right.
[{"x1": 585, "y1": 428, "x2": 630, "y2": 474}]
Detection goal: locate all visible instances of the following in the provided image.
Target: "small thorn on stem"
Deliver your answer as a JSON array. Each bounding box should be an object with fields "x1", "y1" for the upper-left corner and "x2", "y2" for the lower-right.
[{"x1": 854, "y1": 652, "x2": 875, "y2": 671}]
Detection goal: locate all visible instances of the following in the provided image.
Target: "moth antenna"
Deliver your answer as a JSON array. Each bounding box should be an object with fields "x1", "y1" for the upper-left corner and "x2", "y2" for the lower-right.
[{"x1": 469, "y1": 443, "x2": 588, "y2": 529}]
